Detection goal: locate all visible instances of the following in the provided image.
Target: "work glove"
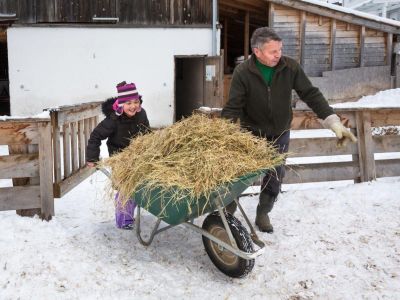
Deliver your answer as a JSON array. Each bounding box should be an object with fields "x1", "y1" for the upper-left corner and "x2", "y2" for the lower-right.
[{"x1": 322, "y1": 114, "x2": 357, "y2": 148}]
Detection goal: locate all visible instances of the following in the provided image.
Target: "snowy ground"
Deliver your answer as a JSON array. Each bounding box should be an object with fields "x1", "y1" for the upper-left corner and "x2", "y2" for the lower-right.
[{"x1": 1, "y1": 170, "x2": 399, "y2": 300}]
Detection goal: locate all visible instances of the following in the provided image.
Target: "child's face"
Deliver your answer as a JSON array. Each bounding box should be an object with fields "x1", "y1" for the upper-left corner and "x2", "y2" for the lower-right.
[{"x1": 123, "y1": 99, "x2": 141, "y2": 117}]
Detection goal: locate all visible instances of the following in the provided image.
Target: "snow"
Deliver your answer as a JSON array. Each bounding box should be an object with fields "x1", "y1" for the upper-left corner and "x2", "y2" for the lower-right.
[
  {"x1": 1, "y1": 88, "x2": 400, "y2": 299},
  {"x1": 332, "y1": 88, "x2": 400, "y2": 108},
  {"x1": 302, "y1": 0, "x2": 400, "y2": 28},
  {"x1": 1, "y1": 172, "x2": 399, "y2": 299}
]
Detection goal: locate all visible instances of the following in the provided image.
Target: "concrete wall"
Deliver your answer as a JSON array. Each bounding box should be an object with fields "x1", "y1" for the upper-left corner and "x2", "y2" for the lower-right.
[
  {"x1": 8, "y1": 27, "x2": 214, "y2": 127},
  {"x1": 310, "y1": 66, "x2": 392, "y2": 103}
]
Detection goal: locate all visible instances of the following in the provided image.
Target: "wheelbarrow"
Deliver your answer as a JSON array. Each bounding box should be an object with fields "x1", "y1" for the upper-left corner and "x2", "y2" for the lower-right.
[{"x1": 99, "y1": 168, "x2": 266, "y2": 278}]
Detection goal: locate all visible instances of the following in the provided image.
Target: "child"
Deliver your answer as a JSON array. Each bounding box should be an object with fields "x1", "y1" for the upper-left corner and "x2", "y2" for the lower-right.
[{"x1": 86, "y1": 81, "x2": 150, "y2": 230}]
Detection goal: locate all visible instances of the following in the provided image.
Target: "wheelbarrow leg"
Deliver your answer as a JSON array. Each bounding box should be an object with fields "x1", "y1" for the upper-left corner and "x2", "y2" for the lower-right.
[
  {"x1": 234, "y1": 198, "x2": 265, "y2": 249},
  {"x1": 135, "y1": 206, "x2": 162, "y2": 246},
  {"x1": 216, "y1": 198, "x2": 238, "y2": 248}
]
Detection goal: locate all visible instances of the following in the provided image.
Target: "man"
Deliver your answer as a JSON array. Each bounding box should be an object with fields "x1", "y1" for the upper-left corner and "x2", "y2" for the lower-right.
[{"x1": 222, "y1": 27, "x2": 357, "y2": 233}]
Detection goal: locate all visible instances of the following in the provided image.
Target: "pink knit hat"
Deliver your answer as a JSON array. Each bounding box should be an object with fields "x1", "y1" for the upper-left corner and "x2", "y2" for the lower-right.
[{"x1": 112, "y1": 81, "x2": 142, "y2": 116}]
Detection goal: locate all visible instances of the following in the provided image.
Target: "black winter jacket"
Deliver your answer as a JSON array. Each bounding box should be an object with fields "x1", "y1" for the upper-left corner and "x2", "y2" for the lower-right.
[
  {"x1": 86, "y1": 98, "x2": 150, "y2": 162},
  {"x1": 222, "y1": 54, "x2": 334, "y2": 137}
]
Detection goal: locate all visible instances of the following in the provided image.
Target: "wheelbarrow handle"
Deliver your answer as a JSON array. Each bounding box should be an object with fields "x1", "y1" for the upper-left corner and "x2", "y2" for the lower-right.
[{"x1": 97, "y1": 167, "x2": 111, "y2": 179}]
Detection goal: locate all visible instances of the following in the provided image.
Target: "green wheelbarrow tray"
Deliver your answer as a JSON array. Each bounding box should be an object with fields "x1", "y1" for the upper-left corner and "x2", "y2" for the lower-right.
[{"x1": 133, "y1": 170, "x2": 265, "y2": 226}]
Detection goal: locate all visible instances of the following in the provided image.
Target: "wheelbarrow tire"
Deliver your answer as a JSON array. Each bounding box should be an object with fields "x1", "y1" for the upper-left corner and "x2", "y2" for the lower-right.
[{"x1": 202, "y1": 212, "x2": 255, "y2": 278}]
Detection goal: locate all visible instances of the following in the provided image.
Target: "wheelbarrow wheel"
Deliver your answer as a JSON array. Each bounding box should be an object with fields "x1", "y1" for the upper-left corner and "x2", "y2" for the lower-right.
[{"x1": 202, "y1": 212, "x2": 255, "y2": 278}]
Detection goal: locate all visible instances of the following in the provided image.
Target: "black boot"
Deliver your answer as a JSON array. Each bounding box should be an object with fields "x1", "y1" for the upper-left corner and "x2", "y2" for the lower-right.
[
  {"x1": 255, "y1": 193, "x2": 275, "y2": 233},
  {"x1": 225, "y1": 199, "x2": 238, "y2": 215}
]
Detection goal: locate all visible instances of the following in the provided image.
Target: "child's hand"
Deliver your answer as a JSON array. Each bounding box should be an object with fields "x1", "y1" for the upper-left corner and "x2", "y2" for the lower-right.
[{"x1": 87, "y1": 162, "x2": 96, "y2": 168}]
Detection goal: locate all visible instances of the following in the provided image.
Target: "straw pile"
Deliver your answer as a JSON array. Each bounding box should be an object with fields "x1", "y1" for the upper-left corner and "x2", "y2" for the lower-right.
[{"x1": 102, "y1": 114, "x2": 285, "y2": 207}]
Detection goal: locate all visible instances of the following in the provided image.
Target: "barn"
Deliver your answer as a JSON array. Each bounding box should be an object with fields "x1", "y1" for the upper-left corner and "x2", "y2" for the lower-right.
[{"x1": 1, "y1": 0, "x2": 400, "y2": 125}]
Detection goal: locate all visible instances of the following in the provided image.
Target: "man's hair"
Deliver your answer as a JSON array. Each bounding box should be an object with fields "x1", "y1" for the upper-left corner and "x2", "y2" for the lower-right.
[{"x1": 250, "y1": 27, "x2": 282, "y2": 49}]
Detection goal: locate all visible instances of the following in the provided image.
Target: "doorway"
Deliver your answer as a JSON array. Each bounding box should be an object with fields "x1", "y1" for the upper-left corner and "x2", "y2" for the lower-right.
[
  {"x1": 0, "y1": 26, "x2": 9, "y2": 116},
  {"x1": 175, "y1": 56, "x2": 205, "y2": 121},
  {"x1": 174, "y1": 55, "x2": 224, "y2": 121}
]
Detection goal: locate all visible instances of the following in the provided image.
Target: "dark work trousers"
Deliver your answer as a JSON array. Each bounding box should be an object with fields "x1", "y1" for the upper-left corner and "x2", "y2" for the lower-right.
[{"x1": 261, "y1": 130, "x2": 290, "y2": 198}]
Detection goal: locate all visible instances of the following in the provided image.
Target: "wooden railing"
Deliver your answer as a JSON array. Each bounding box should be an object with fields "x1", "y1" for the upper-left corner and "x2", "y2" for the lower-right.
[
  {"x1": 0, "y1": 118, "x2": 53, "y2": 220},
  {"x1": 287, "y1": 107, "x2": 400, "y2": 183},
  {"x1": 1, "y1": 104, "x2": 399, "y2": 219},
  {"x1": 48, "y1": 101, "x2": 102, "y2": 198}
]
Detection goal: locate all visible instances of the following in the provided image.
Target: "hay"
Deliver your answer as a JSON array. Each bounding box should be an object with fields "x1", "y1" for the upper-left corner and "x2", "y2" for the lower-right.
[{"x1": 102, "y1": 114, "x2": 286, "y2": 209}]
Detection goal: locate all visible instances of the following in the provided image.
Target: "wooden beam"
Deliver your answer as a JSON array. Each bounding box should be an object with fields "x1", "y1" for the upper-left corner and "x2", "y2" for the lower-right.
[
  {"x1": 0, "y1": 154, "x2": 39, "y2": 179},
  {"x1": 224, "y1": 17, "x2": 228, "y2": 71},
  {"x1": 268, "y1": 2, "x2": 275, "y2": 27},
  {"x1": 360, "y1": 25, "x2": 365, "y2": 67},
  {"x1": 284, "y1": 161, "x2": 359, "y2": 184},
  {"x1": 0, "y1": 186, "x2": 41, "y2": 211},
  {"x1": 244, "y1": 10, "x2": 250, "y2": 59},
  {"x1": 38, "y1": 121, "x2": 54, "y2": 219},
  {"x1": 355, "y1": 111, "x2": 375, "y2": 182},
  {"x1": 386, "y1": 32, "x2": 393, "y2": 67},
  {"x1": 299, "y1": 11, "x2": 306, "y2": 68},
  {"x1": 330, "y1": 18, "x2": 336, "y2": 71}
]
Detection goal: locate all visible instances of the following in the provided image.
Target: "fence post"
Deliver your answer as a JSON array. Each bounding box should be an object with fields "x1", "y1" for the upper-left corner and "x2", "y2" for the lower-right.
[
  {"x1": 356, "y1": 111, "x2": 375, "y2": 181},
  {"x1": 38, "y1": 121, "x2": 54, "y2": 220}
]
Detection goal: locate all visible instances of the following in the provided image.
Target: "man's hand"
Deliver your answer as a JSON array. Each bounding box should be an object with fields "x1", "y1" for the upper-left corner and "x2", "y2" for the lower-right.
[{"x1": 322, "y1": 114, "x2": 357, "y2": 147}]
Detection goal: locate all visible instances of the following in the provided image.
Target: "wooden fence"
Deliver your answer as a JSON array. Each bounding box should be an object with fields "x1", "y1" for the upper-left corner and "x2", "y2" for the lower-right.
[
  {"x1": 287, "y1": 107, "x2": 400, "y2": 183},
  {"x1": 48, "y1": 101, "x2": 102, "y2": 198},
  {"x1": 1, "y1": 104, "x2": 399, "y2": 219},
  {"x1": 0, "y1": 118, "x2": 53, "y2": 220}
]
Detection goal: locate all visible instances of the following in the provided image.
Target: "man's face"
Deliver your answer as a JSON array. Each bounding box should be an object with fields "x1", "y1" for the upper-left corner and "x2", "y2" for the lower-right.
[{"x1": 253, "y1": 40, "x2": 282, "y2": 67}]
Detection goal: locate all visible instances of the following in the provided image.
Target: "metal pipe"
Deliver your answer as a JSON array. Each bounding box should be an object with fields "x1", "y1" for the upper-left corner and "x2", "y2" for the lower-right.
[{"x1": 212, "y1": 0, "x2": 218, "y2": 55}]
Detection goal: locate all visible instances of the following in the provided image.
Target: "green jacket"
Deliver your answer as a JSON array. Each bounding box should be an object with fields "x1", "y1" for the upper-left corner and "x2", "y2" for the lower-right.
[{"x1": 222, "y1": 54, "x2": 334, "y2": 137}]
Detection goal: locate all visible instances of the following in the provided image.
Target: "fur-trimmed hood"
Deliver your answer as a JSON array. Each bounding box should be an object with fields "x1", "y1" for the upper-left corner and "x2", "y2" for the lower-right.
[{"x1": 101, "y1": 97, "x2": 116, "y2": 117}]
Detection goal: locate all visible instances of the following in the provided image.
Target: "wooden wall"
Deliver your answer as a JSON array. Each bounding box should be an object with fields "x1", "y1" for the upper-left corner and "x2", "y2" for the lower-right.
[
  {"x1": 270, "y1": 4, "x2": 392, "y2": 76},
  {"x1": 0, "y1": 0, "x2": 211, "y2": 26}
]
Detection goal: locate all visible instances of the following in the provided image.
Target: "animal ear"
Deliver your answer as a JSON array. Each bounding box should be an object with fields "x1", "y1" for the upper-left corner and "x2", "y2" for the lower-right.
[{"x1": 116, "y1": 81, "x2": 127, "y2": 87}]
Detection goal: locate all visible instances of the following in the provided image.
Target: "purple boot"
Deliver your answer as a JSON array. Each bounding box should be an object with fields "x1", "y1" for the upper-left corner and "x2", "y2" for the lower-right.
[{"x1": 115, "y1": 193, "x2": 137, "y2": 230}]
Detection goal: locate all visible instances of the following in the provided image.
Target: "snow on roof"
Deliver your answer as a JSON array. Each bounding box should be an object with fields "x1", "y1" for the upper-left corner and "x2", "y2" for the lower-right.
[
  {"x1": 332, "y1": 88, "x2": 400, "y2": 108},
  {"x1": 301, "y1": 0, "x2": 400, "y2": 28}
]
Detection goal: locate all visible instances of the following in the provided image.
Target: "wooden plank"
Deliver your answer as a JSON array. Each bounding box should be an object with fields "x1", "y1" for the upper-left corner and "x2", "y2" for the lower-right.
[
  {"x1": 70, "y1": 121, "x2": 79, "y2": 172},
  {"x1": 50, "y1": 111, "x2": 62, "y2": 184},
  {"x1": 370, "y1": 110, "x2": 400, "y2": 127},
  {"x1": 360, "y1": 26, "x2": 365, "y2": 67},
  {"x1": 373, "y1": 135, "x2": 400, "y2": 153},
  {"x1": 18, "y1": 0, "x2": 37, "y2": 23},
  {"x1": 55, "y1": 166, "x2": 96, "y2": 198},
  {"x1": 244, "y1": 10, "x2": 250, "y2": 60},
  {"x1": 36, "y1": 0, "x2": 55, "y2": 22},
  {"x1": 78, "y1": 120, "x2": 85, "y2": 168},
  {"x1": 356, "y1": 111, "x2": 375, "y2": 182},
  {"x1": 291, "y1": 111, "x2": 356, "y2": 130},
  {"x1": 63, "y1": 123, "x2": 71, "y2": 177},
  {"x1": 57, "y1": 106, "x2": 102, "y2": 126},
  {"x1": 289, "y1": 137, "x2": 358, "y2": 157},
  {"x1": 38, "y1": 121, "x2": 54, "y2": 219},
  {"x1": 0, "y1": 154, "x2": 39, "y2": 179},
  {"x1": 284, "y1": 161, "x2": 359, "y2": 184},
  {"x1": 330, "y1": 18, "x2": 336, "y2": 71},
  {"x1": 268, "y1": 2, "x2": 274, "y2": 28},
  {"x1": 375, "y1": 159, "x2": 400, "y2": 178},
  {"x1": 84, "y1": 118, "x2": 91, "y2": 162},
  {"x1": 0, "y1": 186, "x2": 41, "y2": 211},
  {"x1": 0, "y1": 122, "x2": 39, "y2": 145},
  {"x1": 386, "y1": 32, "x2": 393, "y2": 67},
  {"x1": 299, "y1": 11, "x2": 306, "y2": 68}
]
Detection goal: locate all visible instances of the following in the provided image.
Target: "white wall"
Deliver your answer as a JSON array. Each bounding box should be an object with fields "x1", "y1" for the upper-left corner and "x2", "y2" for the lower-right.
[{"x1": 8, "y1": 27, "x2": 213, "y2": 126}]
